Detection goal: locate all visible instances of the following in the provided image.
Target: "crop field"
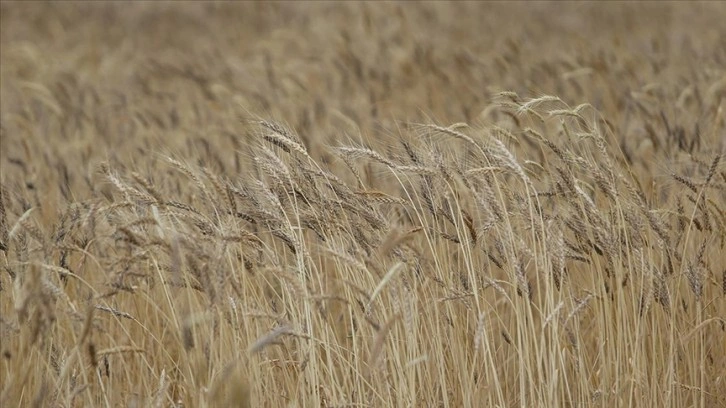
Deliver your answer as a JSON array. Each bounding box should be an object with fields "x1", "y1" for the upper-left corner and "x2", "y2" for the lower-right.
[{"x1": 1, "y1": 2, "x2": 725, "y2": 407}]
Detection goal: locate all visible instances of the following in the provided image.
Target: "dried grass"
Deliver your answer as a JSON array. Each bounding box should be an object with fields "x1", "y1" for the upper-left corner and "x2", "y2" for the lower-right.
[{"x1": 1, "y1": 2, "x2": 725, "y2": 407}]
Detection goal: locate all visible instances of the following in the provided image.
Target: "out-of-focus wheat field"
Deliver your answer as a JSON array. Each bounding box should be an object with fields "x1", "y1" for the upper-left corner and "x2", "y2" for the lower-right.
[{"x1": 1, "y1": 2, "x2": 725, "y2": 407}]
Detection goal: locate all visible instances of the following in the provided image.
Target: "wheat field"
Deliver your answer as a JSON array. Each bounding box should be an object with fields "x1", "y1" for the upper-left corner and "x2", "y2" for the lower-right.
[{"x1": 1, "y1": 2, "x2": 725, "y2": 407}]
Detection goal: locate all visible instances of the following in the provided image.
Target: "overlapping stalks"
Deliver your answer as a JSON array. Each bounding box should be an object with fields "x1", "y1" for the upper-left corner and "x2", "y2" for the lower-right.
[{"x1": 1, "y1": 2, "x2": 725, "y2": 407}]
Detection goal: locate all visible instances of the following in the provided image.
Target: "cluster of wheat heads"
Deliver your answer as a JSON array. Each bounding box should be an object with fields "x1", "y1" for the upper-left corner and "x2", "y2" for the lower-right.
[
  {"x1": 1, "y1": 90, "x2": 724, "y2": 406},
  {"x1": 2, "y1": 2, "x2": 726, "y2": 407}
]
